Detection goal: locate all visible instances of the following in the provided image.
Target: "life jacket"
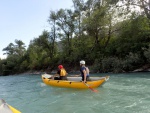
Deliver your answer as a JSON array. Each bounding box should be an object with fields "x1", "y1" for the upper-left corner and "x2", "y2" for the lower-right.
[
  {"x1": 60, "y1": 68, "x2": 67, "y2": 76},
  {"x1": 80, "y1": 66, "x2": 90, "y2": 76},
  {"x1": 85, "y1": 67, "x2": 89, "y2": 76}
]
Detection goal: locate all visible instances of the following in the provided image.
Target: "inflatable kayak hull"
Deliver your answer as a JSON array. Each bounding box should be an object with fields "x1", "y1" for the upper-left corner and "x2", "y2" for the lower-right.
[
  {"x1": 0, "y1": 99, "x2": 21, "y2": 113},
  {"x1": 42, "y1": 74, "x2": 109, "y2": 89}
]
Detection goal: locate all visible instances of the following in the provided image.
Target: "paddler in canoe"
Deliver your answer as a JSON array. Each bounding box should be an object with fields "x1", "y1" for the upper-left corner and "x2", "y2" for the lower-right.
[
  {"x1": 42, "y1": 60, "x2": 109, "y2": 89},
  {"x1": 78, "y1": 60, "x2": 91, "y2": 83},
  {"x1": 52, "y1": 65, "x2": 68, "y2": 80},
  {"x1": 52, "y1": 60, "x2": 91, "y2": 82}
]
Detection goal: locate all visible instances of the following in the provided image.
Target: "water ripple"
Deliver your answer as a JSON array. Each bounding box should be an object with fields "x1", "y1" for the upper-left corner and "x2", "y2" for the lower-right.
[
  {"x1": 0, "y1": 73, "x2": 150, "y2": 113},
  {"x1": 124, "y1": 102, "x2": 137, "y2": 108}
]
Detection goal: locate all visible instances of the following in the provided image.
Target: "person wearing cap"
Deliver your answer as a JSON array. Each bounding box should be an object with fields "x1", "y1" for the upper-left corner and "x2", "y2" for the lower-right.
[
  {"x1": 80, "y1": 60, "x2": 90, "y2": 83},
  {"x1": 54, "y1": 65, "x2": 68, "y2": 80}
]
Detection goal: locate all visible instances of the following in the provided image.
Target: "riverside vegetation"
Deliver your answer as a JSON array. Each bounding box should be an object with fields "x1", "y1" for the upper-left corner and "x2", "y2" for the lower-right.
[{"x1": 0, "y1": 0, "x2": 150, "y2": 76}]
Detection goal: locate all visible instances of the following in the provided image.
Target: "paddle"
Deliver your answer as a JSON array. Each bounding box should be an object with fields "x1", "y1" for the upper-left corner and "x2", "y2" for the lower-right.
[{"x1": 84, "y1": 83, "x2": 98, "y2": 93}]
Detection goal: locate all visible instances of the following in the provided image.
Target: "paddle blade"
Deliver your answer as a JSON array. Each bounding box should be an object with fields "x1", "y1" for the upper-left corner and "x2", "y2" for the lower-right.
[
  {"x1": 88, "y1": 86, "x2": 98, "y2": 92},
  {"x1": 84, "y1": 83, "x2": 98, "y2": 93}
]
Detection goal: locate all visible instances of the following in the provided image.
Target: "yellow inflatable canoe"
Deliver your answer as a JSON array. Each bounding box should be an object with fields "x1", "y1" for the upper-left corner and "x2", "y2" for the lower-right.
[
  {"x1": 0, "y1": 99, "x2": 21, "y2": 113},
  {"x1": 42, "y1": 74, "x2": 109, "y2": 89}
]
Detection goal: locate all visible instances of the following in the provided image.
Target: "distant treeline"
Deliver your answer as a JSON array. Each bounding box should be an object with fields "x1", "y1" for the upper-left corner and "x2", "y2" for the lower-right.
[{"x1": 0, "y1": 0, "x2": 150, "y2": 75}]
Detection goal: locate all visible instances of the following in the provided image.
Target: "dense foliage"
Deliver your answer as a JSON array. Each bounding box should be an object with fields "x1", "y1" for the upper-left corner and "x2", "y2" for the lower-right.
[{"x1": 0, "y1": 0, "x2": 150, "y2": 75}]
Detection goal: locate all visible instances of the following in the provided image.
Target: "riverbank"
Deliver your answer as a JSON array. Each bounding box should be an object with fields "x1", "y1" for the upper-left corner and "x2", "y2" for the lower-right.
[
  {"x1": 132, "y1": 64, "x2": 150, "y2": 72},
  {"x1": 1, "y1": 64, "x2": 150, "y2": 76},
  {"x1": 19, "y1": 64, "x2": 150, "y2": 75}
]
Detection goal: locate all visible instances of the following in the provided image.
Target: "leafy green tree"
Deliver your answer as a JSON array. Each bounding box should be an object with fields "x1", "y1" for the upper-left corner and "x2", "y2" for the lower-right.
[
  {"x1": 72, "y1": 0, "x2": 85, "y2": 37},
  {"x1": 109, "y1": 0, "x2": 150, "y2": 28},
  {"x1": 144, "y1": 44, "x2": 150, "y2": 63},
  {"x1": 3, "y1": 43, "x2": 15, "y2": 55},
  {"x1": 14, "y1": 39, "x2": 26, "y2": 56},
  {"x1": 3, "y1": 40, "x2": 26, "y2": 57},
  {"x1": 81, "y1": 0, "x2": 116, "y2": 61},
  {"x1": 1, "y1": 0, "x2": 150, "y2": 75},
  {"x1": 27, "y1": 30, "x2": 58, "y2": 71},
  {"x1": 48, "y1": 11, "x2": 59, "y2": 58},
  {"x1": 1, "y1": 40, "x2": 26, "y2": 75},
  {"x1": 56, "y1": 9, "x2": 76, "y2": 56}
]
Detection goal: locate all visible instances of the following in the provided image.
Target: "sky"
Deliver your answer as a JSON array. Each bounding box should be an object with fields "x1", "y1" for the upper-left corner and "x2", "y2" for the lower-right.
[{"x1": 0, "y1": 0, "x2": 73, "y2": 59}]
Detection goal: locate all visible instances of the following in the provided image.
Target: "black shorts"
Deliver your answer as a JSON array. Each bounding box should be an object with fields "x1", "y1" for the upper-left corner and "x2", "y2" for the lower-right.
[
  {"x1": 82, "y1": 76, "x2": 90, "y2": 81},
  {"x1": 60, "y1": 76, "x2": 67, "y2": 80}
]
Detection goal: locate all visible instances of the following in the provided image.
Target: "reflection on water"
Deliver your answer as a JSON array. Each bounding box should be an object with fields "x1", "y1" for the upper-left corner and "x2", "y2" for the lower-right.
[{"x1": 0, "y1": 72, "x2": 150, "y2": 113}]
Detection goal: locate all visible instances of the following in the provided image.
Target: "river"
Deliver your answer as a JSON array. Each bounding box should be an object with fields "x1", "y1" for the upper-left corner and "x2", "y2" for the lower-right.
[{"x1": 0, "y1": 72, "x2": 150, "y2": 113}]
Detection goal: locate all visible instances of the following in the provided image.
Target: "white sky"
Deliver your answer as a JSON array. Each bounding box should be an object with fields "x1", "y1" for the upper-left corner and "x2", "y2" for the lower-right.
[{"x1": 0, "y1": 0, "x2": 73, "y2": 59}]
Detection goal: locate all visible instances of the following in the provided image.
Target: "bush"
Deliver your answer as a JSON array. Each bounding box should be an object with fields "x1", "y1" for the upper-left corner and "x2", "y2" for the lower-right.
[
  {"x1": 144, "y1": 45, "x2": 150, "y2": 63},
  {"x1": 101, "y1": 57, "x2": 123, "y2": 73},
  {"x1": 122, "y1": 52, "x2": 141, "y2": 71},
  {"x1": 91, "y1": 59, "x2": 101, "y2": 73},
  {"x1": 93, "y1": 53, "x2": 142, "y2": 73}
]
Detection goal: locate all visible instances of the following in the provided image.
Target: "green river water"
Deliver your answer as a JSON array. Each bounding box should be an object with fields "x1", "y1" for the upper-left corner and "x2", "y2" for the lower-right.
[{"x1": 0, "y1": 72, "x2": 150, "y2": 113}]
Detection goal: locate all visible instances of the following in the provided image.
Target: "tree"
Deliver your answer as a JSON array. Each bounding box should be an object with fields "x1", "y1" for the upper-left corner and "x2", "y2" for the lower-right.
[
  {"x1": 3, "y1": 43, "x2": 15, "y2": 55},
  {"x1": 14, "y1": 39, "x2": 26, "y2": 56},
  {"x1": 72, "y1": 0, "x2": 85, "y2": 37},
  {"x1": 3, "y1": 40, "x2": 26, "y2": 57},
  {"x1": 82, "y1": 0, "x2": 114, "y2": 52},
  {"x1": 48, "y1": 11, "x2": 59, "y2": 58},
  {"x1": 56, "y1": 9, "x2": 76, "y2": 56},
  {"x1": 112, "y1": 0, "x2": 150, "y2": 20},
  {"x1": 27, "y1": 30, "x2": 58, "y2": 70}
]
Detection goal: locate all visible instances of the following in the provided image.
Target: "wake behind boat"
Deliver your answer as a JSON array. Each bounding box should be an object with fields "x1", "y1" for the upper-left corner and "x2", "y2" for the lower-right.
[{"x1": 41, "y1": 74, "x2": 109, "y2": 89}]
